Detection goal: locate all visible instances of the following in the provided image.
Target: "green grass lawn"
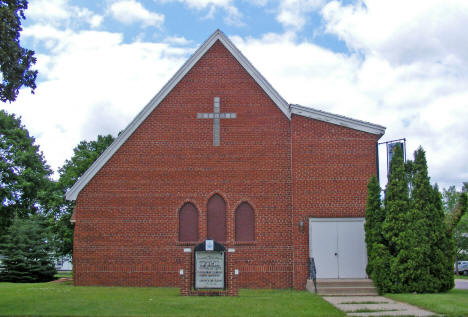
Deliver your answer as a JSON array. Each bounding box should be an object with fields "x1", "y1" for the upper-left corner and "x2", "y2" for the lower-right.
[
  {"x1": 387, "y1": 289, "x2": 468, "y2": 317},
  {"x1": 54, "y1": 271, "x2": 73, "y2": 279},
  {"x1": 0, "y1": 281, "x2": 344, "y2": 317},
  {"x1": 455, "y1": 274, "x2": 468, "y2": 280}
]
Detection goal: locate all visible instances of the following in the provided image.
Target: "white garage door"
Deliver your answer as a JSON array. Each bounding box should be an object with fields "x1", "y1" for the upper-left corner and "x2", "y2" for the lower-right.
[{"x1": 309, "y1": 218, "x2": 367, "y2": 279}]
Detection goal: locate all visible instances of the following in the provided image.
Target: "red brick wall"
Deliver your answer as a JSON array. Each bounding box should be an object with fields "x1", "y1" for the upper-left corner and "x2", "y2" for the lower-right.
[
  {"x1": 291, "y1": 114, "x2": 380, "y2": 289},
  {"x1": 73, "y1": 40, "x2": 294, "y2": 288},
  {"x1": 73, "y1": 40, "x2": 381, "y2": 290}
]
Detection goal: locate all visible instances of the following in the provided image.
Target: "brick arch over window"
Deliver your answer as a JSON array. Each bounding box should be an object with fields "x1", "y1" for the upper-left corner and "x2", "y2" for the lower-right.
[
  {"x1": 207, "y1": 194, "x2": 226, "y2": 242},
  {"x1": 179, "y1": 203, "x2": 199, "y2": 242},
  {"x1": 235, "y1": 202, "x2": 255, "y2": 241}
]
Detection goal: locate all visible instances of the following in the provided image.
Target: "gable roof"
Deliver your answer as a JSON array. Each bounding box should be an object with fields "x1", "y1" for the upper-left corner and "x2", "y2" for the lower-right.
[{"x1": 65, "y1": 29, "x2": 386, "y2": 201}]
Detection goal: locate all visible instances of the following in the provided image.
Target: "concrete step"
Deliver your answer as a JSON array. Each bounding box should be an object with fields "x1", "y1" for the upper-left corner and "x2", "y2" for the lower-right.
[
  {"x1": 317, "y1": 287, "x2": 378, "y2": 296},
  {"x1": 307, "y1": 279, "x2": 378, "y2": 296},
  {"x1": 316, "y1": 279, "x2": 375, "y2": 288}
]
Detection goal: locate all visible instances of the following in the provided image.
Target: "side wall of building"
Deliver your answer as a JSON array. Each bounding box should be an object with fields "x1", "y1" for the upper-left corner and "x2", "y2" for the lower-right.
[
  {"x1": 291, "y1": 114, "x2": 380, "y2": 289},
  {"x1": 72, "y1": 40, "x2": 293, "y2": 289}
]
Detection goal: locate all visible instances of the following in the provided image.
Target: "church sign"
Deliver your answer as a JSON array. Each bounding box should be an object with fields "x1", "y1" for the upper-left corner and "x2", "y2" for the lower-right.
[{"x1": 194, "y1": 240, "x2": 225, "y2": 289}]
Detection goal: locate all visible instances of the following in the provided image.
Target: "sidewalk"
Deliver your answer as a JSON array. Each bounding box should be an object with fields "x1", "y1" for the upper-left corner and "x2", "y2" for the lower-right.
[
  {"x1": 323, "y1": 296, "x2": 438, "y2": 316},
  {"x1": 455, "y1": 278, "x2": 468, "y2": 289}
]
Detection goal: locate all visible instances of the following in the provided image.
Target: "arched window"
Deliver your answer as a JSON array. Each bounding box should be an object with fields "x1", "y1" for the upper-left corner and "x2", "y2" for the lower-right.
[
  {"x1": 179, "y1": 203, "x2": 198, "y2": 242},
  {"x1": 235, "y1": 202, "x2": 254, "y2": 241},
  {"x1": 207, "y1": 194, "x2": 226, "y2": 241}
]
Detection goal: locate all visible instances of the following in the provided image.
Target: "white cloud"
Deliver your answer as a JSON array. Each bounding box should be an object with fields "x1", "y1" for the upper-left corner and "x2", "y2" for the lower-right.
[
  {"x1": 164, "y1": 35, "x2": 192, "y2": 45},
  {"x1": 232, "y1": 27, "x2": 468, "y2": 189},
  {"x1": 317, "y1": 0, "x2": 468, "y2": 188},
  {"x1": 180, "y1": 0, "x2": 232, "y2": 9},
  {"x1": 76, "y1": 8, "x2": 104, "y2": 28},
  {"x1": 27, "y1": 0, "x2": 104, "y2": 28},
  {"x1": 5, "y1": 0, "x2": 468, "y2": 191},
  {"x1": 322, "y1": 0, "x2": 468, "y2": 67},
  {"x1": 276, "y1": 0, "x2": 325, "y2": 30},
  {"x1": 167, "y1": 0, "x2": 243, "y2": 26},
  {"x1": 109, "y1": 0, "x2": 165, "y2": 27},
  {"x1": 28, "y1": 0, "x2": 70, "y2": 22},
  {"x1": 6, "y1": 26, "x2": 190, "y2": 174}
]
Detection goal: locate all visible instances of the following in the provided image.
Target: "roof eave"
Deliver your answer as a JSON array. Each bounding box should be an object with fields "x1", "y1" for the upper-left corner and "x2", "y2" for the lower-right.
[{"x1": 290, "y1": 104, "x2": 386, "y2": 135}]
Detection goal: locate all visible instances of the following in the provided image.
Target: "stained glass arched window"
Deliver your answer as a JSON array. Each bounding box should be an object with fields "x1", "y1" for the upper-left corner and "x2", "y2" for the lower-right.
[
  {"x1": 235, "y1": 202, "x2": 254, "y2": 241},
  {"x1": 207, "y1": 194, "x2": 226, "y2": 241},
  {"x1": 179, "y1": 203, "x2": 198, "y2": 242}
]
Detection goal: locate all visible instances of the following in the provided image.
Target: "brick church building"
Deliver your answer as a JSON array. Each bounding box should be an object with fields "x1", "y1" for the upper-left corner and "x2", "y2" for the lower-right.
[{"x1": 67, "y1": 30, "x2": 385, "y2": 290}]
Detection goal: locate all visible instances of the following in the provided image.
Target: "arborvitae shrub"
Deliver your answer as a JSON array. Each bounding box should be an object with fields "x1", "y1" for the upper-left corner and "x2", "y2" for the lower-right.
[
  {"x1": 364, "y1": 176, "x2": 383, "y2": 277},
  {"x1": 365, "y1": 145, "x2": 456, "y2": 293}
]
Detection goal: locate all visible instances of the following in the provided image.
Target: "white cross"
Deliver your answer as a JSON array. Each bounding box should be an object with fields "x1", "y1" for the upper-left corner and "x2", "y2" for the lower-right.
[{"x1": 197, "y1": 97, "x2": 237, "y2": 146}]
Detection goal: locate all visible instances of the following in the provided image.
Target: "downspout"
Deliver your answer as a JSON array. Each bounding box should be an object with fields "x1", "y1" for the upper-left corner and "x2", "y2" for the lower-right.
[{"x1": 376, "y1": 141, "x2": 380, "y2": 182}]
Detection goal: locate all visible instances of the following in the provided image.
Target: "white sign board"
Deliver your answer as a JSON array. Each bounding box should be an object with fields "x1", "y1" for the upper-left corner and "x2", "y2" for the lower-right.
[
  {"x1": 195, "y1": 251, "x2": 225, "y2": 289},
  {"x1": 205, "y1": 240, "x2": 214, "y2": 251}
]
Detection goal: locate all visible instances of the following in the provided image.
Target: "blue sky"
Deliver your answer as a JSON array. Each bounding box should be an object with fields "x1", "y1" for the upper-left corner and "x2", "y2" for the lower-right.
[
  {"x1": 3, "y1": 0, "x2": 468, "y2": 190},
  {"x1": 21, "y1": 0, "x2": 351, "y2": 60}
]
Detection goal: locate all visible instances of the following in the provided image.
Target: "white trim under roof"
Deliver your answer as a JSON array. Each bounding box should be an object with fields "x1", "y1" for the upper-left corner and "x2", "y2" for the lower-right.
[
  {"x1": 65, "y1": 29, "x2": 386, "y2": 201},
  {"x1": 290, "y1": 104, "x2": 386, "y2": 135}
]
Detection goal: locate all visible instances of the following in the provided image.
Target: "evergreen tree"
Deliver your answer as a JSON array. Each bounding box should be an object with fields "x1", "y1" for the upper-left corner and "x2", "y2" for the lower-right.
[
  {"x1": 430, "y1": 184, "x2": 455, "y2": 291},
  {"x1": 370, "y1": 242, "x2": 393, "y2": 294},
  {"x1": 382, "y1": 145, "x2": 409, "y2": 255},
  {"x1": 367, "y1": 145, "x2": 461, "y2": 293},
  {"x1": 0, "y1": 217, "x2": 56, "y2": 282},
  {"x1": 406, "y1": 148, "x2": 443, "y2": 292},
  {"x1": 382, "y1": 145, "x2": 413, "y2": 292},
  {"x1": 364, "y1": 176, "x2": 383, "y2": 276}
]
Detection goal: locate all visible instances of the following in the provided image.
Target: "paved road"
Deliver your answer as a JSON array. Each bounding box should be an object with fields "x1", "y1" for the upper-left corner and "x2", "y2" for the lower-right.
[{"x1": 455, "y1": 279, "x2": 468, "y2": 290}]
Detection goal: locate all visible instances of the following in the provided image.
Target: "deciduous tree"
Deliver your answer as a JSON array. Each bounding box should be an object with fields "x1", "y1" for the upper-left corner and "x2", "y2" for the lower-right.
[
  {"x1": 0, "y1": 110, "x2": 52, "y2": 238},
  {"x1": 443, "y1": 186, "x2": 460, "y2": 215},
  {"x1": 49, "y1": 134, "x2": 115, "y2": 257},
  {"x1": 0, "y1": 0, "x2": 37, "y2": 103}
]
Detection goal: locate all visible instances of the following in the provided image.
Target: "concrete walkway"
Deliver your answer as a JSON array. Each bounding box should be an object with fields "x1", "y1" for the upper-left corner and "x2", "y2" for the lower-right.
[
  {"x1": 455, "y1": 279, "x2": 468, "y2": 289},
  {"x1": 323, "y1": 296, "x2": 438, "y2": 317}
]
